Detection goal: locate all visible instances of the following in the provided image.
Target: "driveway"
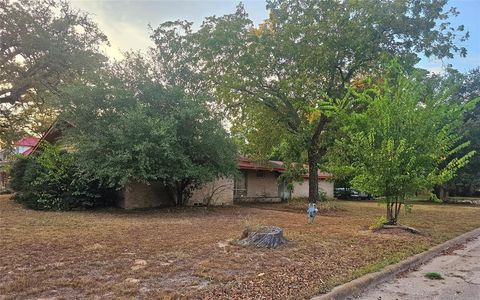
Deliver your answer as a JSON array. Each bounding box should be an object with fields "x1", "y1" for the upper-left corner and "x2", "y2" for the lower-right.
[{"x1": 356, "y1": 237, "x2": 480, "y2": 300}]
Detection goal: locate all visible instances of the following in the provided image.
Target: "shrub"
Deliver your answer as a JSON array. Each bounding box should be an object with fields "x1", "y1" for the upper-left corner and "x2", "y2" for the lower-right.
[
  {"x1": 369, "y1": 216, "x2": 388, "y2": 230},
  {"x1": 9, "y1": 155, "x2": 30, "y2": 192},
  {"x1": 319, "y1": 187, "x2": 327, "y2": 202},
  {"x1": 11, "y1": 142, "x2": 112, "y2": 210}
]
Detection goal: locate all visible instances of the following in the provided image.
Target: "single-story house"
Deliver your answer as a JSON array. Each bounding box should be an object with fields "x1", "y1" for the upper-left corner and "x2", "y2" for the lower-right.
[
  {"x1": 30, "y1": 121, "x2": 334, "y2": 209},
  {"x1": 121, "y1": 157, "x2": 333, "y2": 209}
]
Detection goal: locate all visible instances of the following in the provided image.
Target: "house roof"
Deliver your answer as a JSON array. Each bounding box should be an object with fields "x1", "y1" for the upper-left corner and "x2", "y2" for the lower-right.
[
  {"x1": 30, "y1": 121, "x2": 333, "y2": 180},
  {"x1": 237, "y1": 157, "x2": 332, "y2": 180},
  {"x1": 237, "y1": 157, "x2": 285, "y2": 172},
  {"x1": 15, "y1": 136, "x2": 40, "y2": 147},
  {"x1": 30, "y1": 120, "x2": 74, "y2": 155}
]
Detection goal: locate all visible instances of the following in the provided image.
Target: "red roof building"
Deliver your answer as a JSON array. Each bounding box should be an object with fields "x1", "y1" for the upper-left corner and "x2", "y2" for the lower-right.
[
  {"x1": 237, "y1": 157, "x2": 332, "y2": 180},
  {"x1": 14, "y1": 136, "x2": 40, "y2": 155},
  {"x1": 15, "y1": 137, "x2": 40, "y2": 147}
]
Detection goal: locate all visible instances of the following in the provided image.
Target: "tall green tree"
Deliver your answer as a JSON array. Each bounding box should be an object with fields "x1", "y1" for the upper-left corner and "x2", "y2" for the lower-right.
[
  {"x1": 328, "y1": 65, "x2": 475, "y2": 224},
  {"x1": 448, "y1": 68, "x2": 480, "y2": 196},
  {"x1": 416, "y1": 67, "x2": 480, "y2": 198},
  {"x1": 151, "y1": 0, "x2": 469, "y2": 203},
  {"x1": 0, "y1": 0, "x2": 108, "y2": 147},
  {"x1": 60, "y1": 57, "x2": 237, "y2": 206}
]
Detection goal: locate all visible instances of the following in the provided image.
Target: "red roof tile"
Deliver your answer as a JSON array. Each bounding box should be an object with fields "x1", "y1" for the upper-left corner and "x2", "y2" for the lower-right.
[
  {"x1": 15, "y1": 136, "x2": 40, "y2": 147},
  {"x1": 237, "y1": 157, "x2": 332, "y2": 179}
]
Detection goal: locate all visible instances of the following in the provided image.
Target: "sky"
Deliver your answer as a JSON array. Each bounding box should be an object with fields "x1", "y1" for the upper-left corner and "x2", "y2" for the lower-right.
[{"x1": 70, "y1": 0, "x2": 480, "y2": 73}]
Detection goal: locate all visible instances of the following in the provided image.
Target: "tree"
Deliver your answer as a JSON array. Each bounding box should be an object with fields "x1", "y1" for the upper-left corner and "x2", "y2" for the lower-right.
[
  {"x1": 416, "y1": 67, "x2": 480, "y2": 199},
  {"x1": 60, "y1": 58, "x2": 237, "y2": 206},
  {"x1": 327, "y1": 64, "x2": 475, "y2": 225},
  {"x1": 0, "y1": 101, "x2": 56, "y2": 150},
  {"x1": 154, "y1": 0, "x2": 469, "y2": 203},
  {"x1": 448, "y1": 68, "x2": 480, "y2": 196},
  {"x1": 0, "y1": 0, "x2": 108, "y2": 147}
]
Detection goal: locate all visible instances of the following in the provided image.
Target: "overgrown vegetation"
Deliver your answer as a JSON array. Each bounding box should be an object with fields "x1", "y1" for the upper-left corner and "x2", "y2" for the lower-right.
[
  {"x1": 444, "y1": 68, "x2": 480, "y2": 197},
  {"x1": 149, "y1": 0, "x2": 469, "y2": 204},
  {"x1": 58, "y1": 57, "x2": 237, "y2": 206},
  {"x1": 328, "y1": 63, "x2": 476, "y2": 225},
  {"x1": 10, "y1": 143, "x2": 111, "y2": 210}
]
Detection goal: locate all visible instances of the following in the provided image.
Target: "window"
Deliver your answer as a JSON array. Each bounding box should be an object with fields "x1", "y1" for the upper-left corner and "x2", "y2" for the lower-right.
[{"x1": 234, "y1": 171, "x2": 247, "y2": 197}]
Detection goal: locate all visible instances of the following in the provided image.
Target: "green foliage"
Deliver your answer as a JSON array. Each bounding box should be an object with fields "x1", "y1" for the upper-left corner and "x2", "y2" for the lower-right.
[
  {"x1": 447, "y1": 68, "x2": 480, "y2": 195},
  {"x1": 428, "y1": 193, "x2": 442, "y2": 203},
  {"x1": 10, "y1": 143, "x2": 109, "y2": 210},
  {"x1": 404, "y1": 203, "x2": 413, "y2": 214},
  {"x1": 60, "y1": 57, "x2": 237, "y2": 205},
  {"x1": 425, "y1": 272, "x2": 444, "y2": 280},
  {"x1": 319, "y1": 187, "x2": 327, "y2": 202},
  {"x1": 0, "y1": 0, "x2": 107, "y2": 148},
  {"x1": 328, "y1": 63, "x2": 475, "y2": 224},
  {"x1": 154, "y1": 0, "x2": 469, "y2": 202},
  {"x1": 369, "y1": 216, "x2": 388, "y2": 231},
  {"x1": 9, "y1": 155, "x2": 30, "y2": 192}
]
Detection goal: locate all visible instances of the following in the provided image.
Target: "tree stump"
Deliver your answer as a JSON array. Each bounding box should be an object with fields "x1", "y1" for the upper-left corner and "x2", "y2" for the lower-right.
[{"x1": 238, "y1": 226, "x2": 288, "y2": 248}]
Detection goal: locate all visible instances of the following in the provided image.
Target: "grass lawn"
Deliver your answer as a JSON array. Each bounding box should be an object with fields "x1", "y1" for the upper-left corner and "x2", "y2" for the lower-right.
[{"x1": 1, "y1": 195, "x2": 480, "y2": 299}]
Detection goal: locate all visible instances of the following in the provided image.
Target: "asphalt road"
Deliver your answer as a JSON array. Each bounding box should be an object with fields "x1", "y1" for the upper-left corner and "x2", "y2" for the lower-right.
[{"x1": 356, "y1": 237, "x2": 480, "y2": 300}]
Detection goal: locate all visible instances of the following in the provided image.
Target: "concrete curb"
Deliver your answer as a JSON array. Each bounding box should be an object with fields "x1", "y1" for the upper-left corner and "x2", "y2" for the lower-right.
[{"x1": 312, "y1": 227, "x2": 480, "y2": 300}]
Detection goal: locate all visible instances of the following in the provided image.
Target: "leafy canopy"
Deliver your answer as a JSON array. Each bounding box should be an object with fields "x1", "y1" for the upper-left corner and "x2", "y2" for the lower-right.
[
  {"x1": 191, "y1": 0, "x2": 469, "y2": 145},
  {"x1": 327, "y1": 64, "x2": 476, "y2": 222},
  {"x1": 151, "y1": 0, "x2": 469, "y2": 202},
  {"x1": 60, "y1": 57, "x2": 237, "y2": 204},
  {"x1": 448, "y1": 68, "x2": 480, "y2": 195},
  {"x1": 0, "y1": 0, "x2": 108, "y2": 147}
]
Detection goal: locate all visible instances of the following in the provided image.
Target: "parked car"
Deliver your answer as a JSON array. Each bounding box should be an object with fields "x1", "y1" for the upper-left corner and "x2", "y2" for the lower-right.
[{"x1": 334, "y1": 188, "x2": 372, "y2": 200}]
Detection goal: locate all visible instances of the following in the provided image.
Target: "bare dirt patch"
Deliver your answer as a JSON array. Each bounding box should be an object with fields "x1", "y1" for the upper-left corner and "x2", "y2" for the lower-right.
[{"x1": 1, "y1": 196, "x2": 480, "y2": 299}]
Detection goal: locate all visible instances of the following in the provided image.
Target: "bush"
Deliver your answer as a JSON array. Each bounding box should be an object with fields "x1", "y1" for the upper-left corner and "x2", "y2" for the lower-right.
[
  {"x1": 319, "y1": 187, "x2": 327, "y2": 202},
  {"x1": 369, "y1": 216, "x2": 388, "y2": 230},
  {"x1": 9, "y1": 155, "x2": 30, "y2": 192},
  {"x1": 10, "y1": 142, "x2": 112, "y2": 210}
]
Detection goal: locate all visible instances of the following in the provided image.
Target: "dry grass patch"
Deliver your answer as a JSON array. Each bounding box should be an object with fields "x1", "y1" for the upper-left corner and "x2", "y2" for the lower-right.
[{"x1": 1, "y1": 195, "x2": 480, "y2": 299}]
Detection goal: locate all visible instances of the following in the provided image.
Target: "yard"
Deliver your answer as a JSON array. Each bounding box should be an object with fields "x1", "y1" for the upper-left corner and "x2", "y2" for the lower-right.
[{"x1": 1, "y1": 195, "x2": 480, "y2": 299}]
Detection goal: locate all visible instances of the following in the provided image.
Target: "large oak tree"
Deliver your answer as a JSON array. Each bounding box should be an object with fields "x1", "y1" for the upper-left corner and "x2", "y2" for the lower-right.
[
  {"x1": 0, "y1": 0, "x2": 108, "y2": 147},
  {"x1": 151, "y1": 0, "x2": 469, "y2": 203},
  {"x1": 59, "y1": 55, "x2": 237, "y2": 206}
]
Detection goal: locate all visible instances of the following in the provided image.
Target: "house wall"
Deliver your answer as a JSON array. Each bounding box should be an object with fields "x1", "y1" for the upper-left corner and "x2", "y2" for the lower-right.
[
  {"x1": 118, "y1": 174, "x2": 333, "y2": 209},
  {"x1": 234, "y1": 170, "x2": 282, "y2": 203},
  {"x1": 292, "y1": 179, "x2": 334, "y2": 199},
  {"x1": 119, "y1": 181, "x2": 173, "y2": 209},
  {"x1": 119, "y1": 179, "x2": 234, "y2": 209},
  {"x1": 188, "y1": 177, "x2": 234, "y2": 206}
]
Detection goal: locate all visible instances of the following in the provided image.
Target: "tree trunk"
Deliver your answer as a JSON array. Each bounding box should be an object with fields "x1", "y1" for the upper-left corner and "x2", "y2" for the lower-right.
[
  {"x1": 438, "y1": 186, "x2": 449, "y2": 202},
  {"x1": 386, "y1": 201, "x2": 393, "y2": 224},
  {"x1": 393, "y1": 198, "x2": 402, "y2": 225},
  {"x1": 168, "y1": 182, "x2": 184, "y2": 206},
  {"x1": 176, "y1": 188, "x2": 184, "y2": 206},
  {"x1": 307, "y1": 115, "x2": 329, "y2": 204},
  {"x1": 308, "y1": 149, "x2": 319, "y2": 204},
  {"x1": 238, "y1": 226, "x2": 288, "y2": 248}
]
